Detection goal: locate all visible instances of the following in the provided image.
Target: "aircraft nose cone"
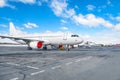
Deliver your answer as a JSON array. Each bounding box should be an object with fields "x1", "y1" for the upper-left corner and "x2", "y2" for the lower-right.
[
  {"x1": 75, "y1": 38, "x2": 83, "y2": 44},
  {"x1": 75, "y1": 39, "x2": 78, "y2": 41},
  {"x1": 79, "y1": 38, "x2": 84, "y2": 43}
]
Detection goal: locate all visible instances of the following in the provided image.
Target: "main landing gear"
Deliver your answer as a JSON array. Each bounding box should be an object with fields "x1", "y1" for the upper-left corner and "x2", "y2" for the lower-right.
[
  {"x1": 66, "y1": 45, "x2": 70, "y2": 51},
  {"x1": 43, "y1": 46, "x2": 47, "y2": 50}
]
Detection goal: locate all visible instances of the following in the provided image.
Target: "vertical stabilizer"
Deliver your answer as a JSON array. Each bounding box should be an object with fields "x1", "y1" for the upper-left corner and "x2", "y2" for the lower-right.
[
  {"x1": 9, "y1": 22, "x2": 25, "y2": 36},
  {"x1": 9, "y1": 22, "x2": 17, "y2": 36}
]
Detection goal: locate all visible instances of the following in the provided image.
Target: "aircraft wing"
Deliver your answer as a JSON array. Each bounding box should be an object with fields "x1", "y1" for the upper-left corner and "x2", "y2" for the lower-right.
[{"x1": 0, "y1": 35, "x2": 44, "y2": 43}]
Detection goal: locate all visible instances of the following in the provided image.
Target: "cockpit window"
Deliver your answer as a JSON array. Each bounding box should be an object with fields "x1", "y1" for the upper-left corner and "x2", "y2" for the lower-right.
[{"x1": 71, "y1": 35, "x2": 79, "y2": 37}]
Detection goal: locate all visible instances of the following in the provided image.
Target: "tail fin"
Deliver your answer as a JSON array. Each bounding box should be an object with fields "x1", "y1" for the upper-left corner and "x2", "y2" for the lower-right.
[{"x1": 9, "y1": 22, "x2": 25, "y2": 36}]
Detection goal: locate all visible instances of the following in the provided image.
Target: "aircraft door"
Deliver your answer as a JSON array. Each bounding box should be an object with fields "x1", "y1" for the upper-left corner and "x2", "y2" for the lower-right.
[{"x1": 63, "y1": 33, "x2": 67, "y2": 40}]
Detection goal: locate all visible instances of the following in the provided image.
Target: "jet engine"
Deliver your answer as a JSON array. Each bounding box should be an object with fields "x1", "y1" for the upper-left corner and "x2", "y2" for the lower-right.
[{"x1": 29, "y1": 41, "x2": 43, "y2": 49}]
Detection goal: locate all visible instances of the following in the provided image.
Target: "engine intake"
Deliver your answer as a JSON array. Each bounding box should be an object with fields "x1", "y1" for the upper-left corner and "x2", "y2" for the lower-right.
[{"x1": 29, "y1": 41, "x2": 43, "y2": 49}]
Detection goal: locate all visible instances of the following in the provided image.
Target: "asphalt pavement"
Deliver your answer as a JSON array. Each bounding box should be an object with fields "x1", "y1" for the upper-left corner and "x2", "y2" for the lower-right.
[{"x1": 0, "y1": 46, "x2": 120, "y2": 80}]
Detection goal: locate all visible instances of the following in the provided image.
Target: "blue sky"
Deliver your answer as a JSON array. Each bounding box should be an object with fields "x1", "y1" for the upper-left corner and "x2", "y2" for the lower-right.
[{"x1": 0, "y1": 0, "x2": 120, "y2": 44}]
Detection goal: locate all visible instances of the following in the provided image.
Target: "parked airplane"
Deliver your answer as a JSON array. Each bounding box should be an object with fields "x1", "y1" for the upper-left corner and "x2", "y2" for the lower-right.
[{"x1": 0, "y1": 22, "x2": 83, "y2": 50}]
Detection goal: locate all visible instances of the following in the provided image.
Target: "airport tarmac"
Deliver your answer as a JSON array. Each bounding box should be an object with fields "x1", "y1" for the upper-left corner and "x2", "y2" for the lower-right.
[{"x1": 0, "y1": 46, "x2": 120, "y2": 80}]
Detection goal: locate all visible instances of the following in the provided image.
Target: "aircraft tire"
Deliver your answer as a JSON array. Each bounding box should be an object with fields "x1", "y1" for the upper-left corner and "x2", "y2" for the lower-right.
[
  {"x1": 67, "y1": 48, "x2": 70, "y2": 51},
  {"x1": 43, "y1": 46, "x2": 47, "y2": 50}
]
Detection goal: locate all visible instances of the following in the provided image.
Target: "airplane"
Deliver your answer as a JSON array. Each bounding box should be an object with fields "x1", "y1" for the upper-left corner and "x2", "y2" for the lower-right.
[{"x1": 0, "y1": 22, "x2": 83, "y2": 51}]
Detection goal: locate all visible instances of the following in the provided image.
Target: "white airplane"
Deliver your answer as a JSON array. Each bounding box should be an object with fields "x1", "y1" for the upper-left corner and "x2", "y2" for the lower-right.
[{"x1": 0, "y1": 22, "x2": 83, "y2": 50}]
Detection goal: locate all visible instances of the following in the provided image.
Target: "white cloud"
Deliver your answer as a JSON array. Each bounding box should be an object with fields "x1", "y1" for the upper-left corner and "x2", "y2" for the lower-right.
[
  {"x1": 86, "y1": 5, "x2": 96, "y2": 11},
  {"x1": 7, "y1": 5, "x2": 15, "y2": 9},
  {"x1": 0, "y1": 0, "x2": 49, "y2": 8},
  {"x1": 50, "y1": 0, "x2": 114, "y2": 29},
  {"x1": 97, "y1": 0, "x2": 112, "y2": 11},
  {"x1": 65, "y1": 9, "x2": 75, "y2": 18},
  {"x1": 11, "y1": 0, "x2": 49, "y2": 6},
  {"x1": 97, "y1": 5, "x2": 107, "y2": 12},
  {"x1": 12, "y1": 0, "x2": 36, "y2": 4},
  {"x1": 116, "y1": 16, "x2": 120, "y2": 22},
  {"x1": 73, "y1": 14, "x2": 113, "y2": 28},
  {"x1": 61, "y1": 19, "x2": 67, "y2": 24},
  {"x1": 50, "y1": 0, "x2": 67, "y2": 16},
  {"x1": 2, "y1": 17, "x2": 12, "y2": 21},
  {"x1": 60, "y1": 26, "x2": 68, "y2": 30},
  {"x1": 37, "y1": 0, "x2": 49, "y2": 6},
  {"x1": 114, "y1": 23, "x2": 120, "y2": 31},
  {"x1": 50, "y1": 0, "x2": 75, "y2": 18},
  {"x1": 0, "y1": 0, "x2": 15, "y2": 9},
  {"x1": 0, "y1": 0, "x2": 48, "y2": 8},
  {"x1": 106, "y1": 13, "x2": 115, "y2": 20},
  {"x1": 24, "y1": 22, "x2": 38, "y2": 28},
  {"x1": 0, "y1": 0, "x2": 6, "y2": 7},
  {"x1": 50, "y1": 0, "x2": 120, "y2": 33},
  {"x1": 0, "y1": 24, "x2": 7, "y2": 28}
]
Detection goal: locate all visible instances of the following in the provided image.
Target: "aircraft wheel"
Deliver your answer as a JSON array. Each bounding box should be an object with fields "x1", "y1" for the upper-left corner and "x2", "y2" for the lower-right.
[
  {"x1": 67, "y1": 48, "x2": 70, "y2": 51},
  {"x1": 43, "y1": 46, "x2": 47, "y2": 50}
]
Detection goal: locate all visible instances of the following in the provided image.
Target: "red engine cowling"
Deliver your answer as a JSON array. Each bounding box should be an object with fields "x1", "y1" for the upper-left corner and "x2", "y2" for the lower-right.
[{"x1": 29, "y1": 41, "x2": 43, "y2": 49}]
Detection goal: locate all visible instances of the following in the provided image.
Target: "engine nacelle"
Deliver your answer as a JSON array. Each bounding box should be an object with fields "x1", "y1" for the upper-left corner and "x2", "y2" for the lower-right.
[{"x1": 29, "y1": 41, "x2": 43, "y2": 49}]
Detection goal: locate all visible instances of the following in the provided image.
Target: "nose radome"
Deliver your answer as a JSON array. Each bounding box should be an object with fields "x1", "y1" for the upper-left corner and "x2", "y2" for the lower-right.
[
  {"x1": 79, "y1": 38, "x2": 84, "y2": 43},
  {"x1": 81, "y1": 38, "x2": 84, "y2": 43}
]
